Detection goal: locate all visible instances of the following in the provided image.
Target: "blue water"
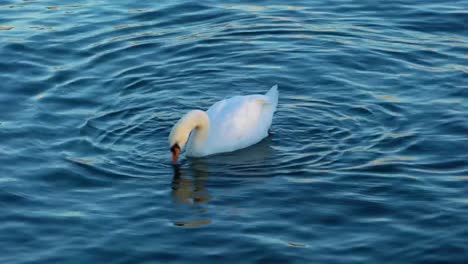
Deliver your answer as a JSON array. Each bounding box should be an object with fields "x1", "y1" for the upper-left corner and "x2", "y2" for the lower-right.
[{"x1": 1, "y1": 0, "x2": 467, "y2": 263}]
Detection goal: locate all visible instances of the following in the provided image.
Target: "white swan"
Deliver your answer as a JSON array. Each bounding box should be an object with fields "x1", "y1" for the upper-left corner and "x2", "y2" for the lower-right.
[{"x1": 169, "y1": 85, "x2": 279, "y2": 163}]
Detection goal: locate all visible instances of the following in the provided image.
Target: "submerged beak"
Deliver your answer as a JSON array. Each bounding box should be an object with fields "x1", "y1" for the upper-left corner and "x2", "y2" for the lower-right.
[{"x1": 170, "y1": 144, "x2": 181, "y2": 164}]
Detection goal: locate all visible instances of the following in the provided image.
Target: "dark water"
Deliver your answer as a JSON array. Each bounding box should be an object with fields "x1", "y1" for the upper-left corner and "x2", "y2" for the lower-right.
[{"x1": 1, "y1": 0, "x2": 467, "y2": 263}]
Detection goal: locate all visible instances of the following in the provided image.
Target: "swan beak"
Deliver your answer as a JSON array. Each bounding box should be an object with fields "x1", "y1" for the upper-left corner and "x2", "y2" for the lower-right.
[{"x1": 170, "y1": 144, "x2": 180, "y2": 164}]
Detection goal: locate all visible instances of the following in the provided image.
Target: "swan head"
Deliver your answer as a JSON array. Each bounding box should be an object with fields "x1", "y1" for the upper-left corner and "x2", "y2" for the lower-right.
[
  {"x1": 168, "y1": 110, "x2": 208, "y2": 164},
  {"x1": 168, "y1": 120, "x2": 190, "y2": 164},
  {"x1": 169, "y1": 143, "x2": 181, "y2": 165}
]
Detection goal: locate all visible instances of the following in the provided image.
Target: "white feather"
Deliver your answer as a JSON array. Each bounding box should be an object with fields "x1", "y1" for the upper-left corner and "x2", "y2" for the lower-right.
[{"x1": 169, "y1": 85, "x2": 279, "y2": 157}]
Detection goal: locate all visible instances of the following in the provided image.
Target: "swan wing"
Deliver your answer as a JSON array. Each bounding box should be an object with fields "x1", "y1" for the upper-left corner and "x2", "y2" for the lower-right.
[{"x1": 205, "y1": 86, "x2": 278, "y2": 154}]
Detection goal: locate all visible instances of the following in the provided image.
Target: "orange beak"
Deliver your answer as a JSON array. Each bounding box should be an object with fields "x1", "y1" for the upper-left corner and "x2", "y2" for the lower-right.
[{"x1": 171, "y1": 144, "x2": 180, "y2": 164}]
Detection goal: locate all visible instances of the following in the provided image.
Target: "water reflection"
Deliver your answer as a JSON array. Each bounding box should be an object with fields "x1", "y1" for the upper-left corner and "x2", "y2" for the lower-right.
[
  {"x1": 170, "y1": 137, "x2": 275, "y2": 227},
  {"x1": 171, "y1": 164, "x2": 212, "y2": 227},
  {"x1": 193, "y1": 136, "x2": 275, "y2": 166},
  {"x1": 171, "y1": 165, "x2": 211, "y2": 205}
]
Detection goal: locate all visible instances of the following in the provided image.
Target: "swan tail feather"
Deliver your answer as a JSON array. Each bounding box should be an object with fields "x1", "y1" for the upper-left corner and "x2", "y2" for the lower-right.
[{"x1": 265, "y1": 84, "x2": 278, "y2": 108}]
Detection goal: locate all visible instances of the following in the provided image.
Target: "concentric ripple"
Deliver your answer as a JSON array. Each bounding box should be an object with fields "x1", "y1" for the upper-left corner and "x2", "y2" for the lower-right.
[{"x1": 1, "y1": 0, "x2": 467, "y2": 263}]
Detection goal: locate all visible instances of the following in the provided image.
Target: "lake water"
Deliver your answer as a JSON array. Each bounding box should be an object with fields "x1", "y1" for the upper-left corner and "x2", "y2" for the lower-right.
[{"x1": 1, "y1": 0, "x2": 467, "y2": 263}]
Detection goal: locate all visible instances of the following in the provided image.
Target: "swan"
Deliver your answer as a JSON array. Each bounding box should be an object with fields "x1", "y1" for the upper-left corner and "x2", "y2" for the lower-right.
[{"x1": 169, "y1": 85, "x2": 278, "y2": 163}]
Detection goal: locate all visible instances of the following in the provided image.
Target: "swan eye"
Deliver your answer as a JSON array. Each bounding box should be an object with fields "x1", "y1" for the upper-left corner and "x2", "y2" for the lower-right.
[{"x1": 170, "y1": 143, "x2": 180, "y2": 153}]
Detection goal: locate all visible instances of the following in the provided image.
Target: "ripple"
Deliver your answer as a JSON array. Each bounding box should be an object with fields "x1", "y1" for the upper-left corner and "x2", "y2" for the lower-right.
[
  {"x1": 1, "y1": 0, "x2": 467, "y2": 263},
  {"x1": 174, "y1": 219, "x2": 212, "y2": 227},
  {"x1": 0, "y1": 25, "x2": 13, "y2": 30}
]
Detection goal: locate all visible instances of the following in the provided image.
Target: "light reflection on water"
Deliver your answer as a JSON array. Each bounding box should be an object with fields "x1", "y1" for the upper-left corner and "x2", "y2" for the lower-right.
[{"x1": 0, "y1": 0, "x2": 467, "y2": 262}]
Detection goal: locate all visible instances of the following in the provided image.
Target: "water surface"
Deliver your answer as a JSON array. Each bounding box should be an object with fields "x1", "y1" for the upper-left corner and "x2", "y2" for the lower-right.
[{"x1": 1, "y1": 0, "x2": 467, "y2": 263}]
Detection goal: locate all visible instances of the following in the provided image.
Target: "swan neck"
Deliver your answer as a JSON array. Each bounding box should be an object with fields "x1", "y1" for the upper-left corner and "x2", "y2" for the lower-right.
[{"x1": 187, "y1": 111, "x2": 210, "y2": 155}]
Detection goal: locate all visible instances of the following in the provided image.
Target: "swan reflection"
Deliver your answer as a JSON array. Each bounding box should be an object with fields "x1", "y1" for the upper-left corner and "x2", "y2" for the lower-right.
[
  {"x1": 171, "y1": 164, "x2": 211, "y2": 205},
  {"x1": 170, "y1": 138, "x2": 275, "y2": 227},
  {"x1": 170, "y1": 164, "x2": 212, "y2": 227}
]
